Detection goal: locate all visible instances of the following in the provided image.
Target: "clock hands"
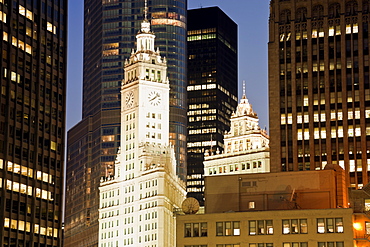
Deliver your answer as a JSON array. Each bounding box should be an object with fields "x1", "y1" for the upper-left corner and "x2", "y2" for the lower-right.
[{"x1": 149, "y1": 92, "x2": 160, "y2": 102}]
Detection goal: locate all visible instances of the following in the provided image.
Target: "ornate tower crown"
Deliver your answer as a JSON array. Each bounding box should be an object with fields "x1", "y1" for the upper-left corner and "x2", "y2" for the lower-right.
[{"x1": 123, "y1": 0, "x2": 168, "y2": 86}]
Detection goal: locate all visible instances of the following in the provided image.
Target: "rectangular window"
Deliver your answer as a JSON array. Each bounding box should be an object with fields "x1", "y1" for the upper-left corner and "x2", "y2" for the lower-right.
[
  {"x1": 317, "y1": 218, "x2": 325, "y2": 233},
  {"x1": 317, "y1": 218, "x2": 343, "y2": 233},
  {"x1": 283, "y1": 219, "x2": 307, "y2": 234},
  {"x1": 326, "y1": 218, "x2": 334, "y2": 233},
  {"x1": 193, "y1": 223, "x2": 199, "y2": 237},
  {"x1": 258, "y1": 220, "x2": 265, "y2": 234},
  {"x1": 291, "y1": 219, "x2": 299, "y2": 233},
  {"x1": 282, "y1": 220, "x2": 290, "y2": 234},
  {"x1": 216, "y1": 222, "x2": 223, "y2": 236},
  {"x1": 366, "y1": 222, "x2": 370, "y2": 235},
  {"x1": 318, "y1": 243, "x2": 343, "y2": 247},
  {"x1": 185, "y1": 223, "x2": 191, "y2": 237},
  {"x1": 335, "y1": 218, "x2": 343, "y2": 233},
  {"x1": 300, "y1": 219, "x2": 307, "y2": 233},
  {"x1": 201, "y1": 222, "x2": 207, "y2": 236},
  {"x1": 217, "y1": 221, "x2": 240, "y2": 236},
  {"x1": 284, "y1": 243, "x2": 308, "y2": 247},
  {"x1": 225, "y1": 221, "x2": 232, "y2": 235},
  {"x1": 233, "y1": 221, "x2": 240, "y2": 236},
  {"x1": 249, "y1": 220, "x2": 273, "y2": 235},
  {"x1": 249, "y1": 220, "x2": 256, "y2": 235}
]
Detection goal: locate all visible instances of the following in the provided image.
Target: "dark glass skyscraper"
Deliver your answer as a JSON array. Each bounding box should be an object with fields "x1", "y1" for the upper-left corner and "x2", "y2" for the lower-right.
[
  {"x1": 65, "y1": 1, "x2": 187, "y2": 246},
  {"x1": 0, "y1": 0, "x2": 67, "y2": 246},
  {"x1": 187, "y1": 7, "x2": 238, "y2": 204},
  {"x1": 269, "y1": 0, "x2": 370, "y2": 188}
]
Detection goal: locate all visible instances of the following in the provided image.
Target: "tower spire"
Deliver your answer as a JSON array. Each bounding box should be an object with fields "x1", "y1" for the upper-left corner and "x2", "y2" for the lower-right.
[
  {"x1": 140, "y1": 0, "x2": 151, "y2": 33},
  {"x1": 242, "y1": 80, "x2": 247, "y2": 99},
  {"x1": 144, "y1": 0, "x2": 148, "y2": 21}
]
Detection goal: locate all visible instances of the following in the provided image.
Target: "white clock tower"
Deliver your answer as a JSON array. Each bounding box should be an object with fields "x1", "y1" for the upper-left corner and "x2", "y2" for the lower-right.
[{"x1": 98, "y1": 4, "x2": 186, "y2": 247}]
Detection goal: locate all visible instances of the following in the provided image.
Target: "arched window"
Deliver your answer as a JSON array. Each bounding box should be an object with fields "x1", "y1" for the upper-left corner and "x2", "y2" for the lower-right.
[
  {"x1": 296, "y1": 7, "x2": 307, "y2": 22},
  {"x1": 363, "y1": 0, "x2": 370, "y2": 14},
  {"x1": 312, "y1": 5, "x2": 324, "y2": 20},
  {"x1": 345, "y1": 1, "x2": 358, "y2": 16},
  {"x1": 280, "y1": 9, "x2": 291, "y2": 24},
  {"x1": 329, "y1": 3, "x2": 341, "y2": 18}
]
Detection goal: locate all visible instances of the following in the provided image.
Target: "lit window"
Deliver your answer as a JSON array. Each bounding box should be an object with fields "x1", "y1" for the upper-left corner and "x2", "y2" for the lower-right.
[
  {"x1": 26, "y1": 9, "x2": 33, "y2": 20},
  {"x1": 0, "y1": 10, "x2": 6, "y2": 23},
  {"x1": 297, "y1": 129, "x2": 303, "y2": 140},
  {"x1": 3, "y1": 31, "x2": 8, "y2": 41},
  {"x1": 353, "y1": 23, "x2": 359, "y2": 33},
  {"x1": 287, "y1": 113, "x2": 292, "y2": 124},
  {"x1": 329, "y1": 26, "x2": 335, "y2": 36},
  {"x1": 312, "y1": 29, "x2": 318, "y2": 38},
  {"x1": 12, "y1": 36, "x2": 17, "y2": 46},
  {"x1": 336, "y1": 27, "x2": 341, "y2": 35},
  {"x1": 19, "y1": 6, "x2": 27, "y2": 17},
  {"x1": 303, "y1": 96, "x2": 309, "y2": 106},
  {"x1": 346, "y1": 24, "x2": 352, "y2": 34},
  {"x1": 297, "y1": 113, "x2": 302, "y2": 124}
]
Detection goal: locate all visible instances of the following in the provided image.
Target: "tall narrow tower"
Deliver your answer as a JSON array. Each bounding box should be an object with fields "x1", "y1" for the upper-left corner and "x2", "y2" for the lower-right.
[
  {"x1": 269, "y1": 0, "x2": 370, "y2": 188},
  {"x1": 65, "y1": 1, "x2": 187, "y2": 245},
  {"x1": 98, "y1": 11, "x2": 186, "y2": 247}
]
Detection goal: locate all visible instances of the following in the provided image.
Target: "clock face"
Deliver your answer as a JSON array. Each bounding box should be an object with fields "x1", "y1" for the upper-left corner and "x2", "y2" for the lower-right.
[
  {"x1": 125, "y1": 91, "x2": 134, "y2": 108},
  {"x1": 148, "y1": 91, "x2": 161, "y2": 106}
]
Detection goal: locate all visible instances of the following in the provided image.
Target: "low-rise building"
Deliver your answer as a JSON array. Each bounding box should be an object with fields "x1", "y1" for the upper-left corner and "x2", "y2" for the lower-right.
[
  {"x1": 177, "y1": 208, "x2": 353, "y2": 247},
  {"x1": 177, "y1": 167, "x2": 370, "y2": 247}
]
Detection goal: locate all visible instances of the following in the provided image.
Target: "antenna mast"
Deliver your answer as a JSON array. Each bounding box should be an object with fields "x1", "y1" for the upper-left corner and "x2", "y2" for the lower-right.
[{"x1": 144, "y1": 0, "x2": 148, "y2": 20}]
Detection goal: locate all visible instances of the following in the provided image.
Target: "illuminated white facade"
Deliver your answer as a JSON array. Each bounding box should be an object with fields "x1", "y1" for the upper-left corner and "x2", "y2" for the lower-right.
[
  {"x1": 204, "y1": 94, "x2": 270, "y2": 176},
  {"x1": 98, "y1": 15, "x2": 186, "y2": 247}
]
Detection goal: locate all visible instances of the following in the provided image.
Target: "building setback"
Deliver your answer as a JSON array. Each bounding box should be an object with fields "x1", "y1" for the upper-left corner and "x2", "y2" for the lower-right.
[
  {"x1": 269, "y1": 0, "x2": 370, "y2": 188},
  {"x1": 64, "y1": 1, "x2": 187, "y2": 246},
  {"x1": 0, "y1": 0, "x2": 67, "y2": 246},
  {"x1": 187, "y1": 7, "x2": 238, "y2": 204},
  {"x1": 98, "y1": 15, "x2": 186, "y2": 247}
]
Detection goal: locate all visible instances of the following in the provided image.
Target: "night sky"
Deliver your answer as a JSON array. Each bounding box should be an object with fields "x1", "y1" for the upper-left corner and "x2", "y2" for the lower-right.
[{"x1": 66, "y1": 0, "x2": 270, "y2": 131}]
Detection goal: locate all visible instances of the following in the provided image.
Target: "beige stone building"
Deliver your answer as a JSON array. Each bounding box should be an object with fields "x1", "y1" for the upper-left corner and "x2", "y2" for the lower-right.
[
  {"x1": 177, "y1": 167, "x2": 370, "y2": 246},
  {"x1": 177, "y1": 208, "x2": 353, "y2": 247},
  {"x1": 204, "y1": 93, "x2": 270, "y2": 177}
]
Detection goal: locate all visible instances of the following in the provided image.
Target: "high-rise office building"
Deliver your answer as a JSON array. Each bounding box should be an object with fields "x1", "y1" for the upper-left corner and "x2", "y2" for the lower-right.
[
  {"x1": 269, "y1": 0, "x2": 370, "y2": 187},
  {"x1": 99, "y1": 17, "x2": 186, "y2": 246},
  {"x1": 187, "y1": 7, "x2": 238, "y2": 203},
  {"x1": 0, "y1": 1, "x2": 67, "y2": 246},
  {"x1": 65, "y1": 1, "x2": 187, "y2": 246}
]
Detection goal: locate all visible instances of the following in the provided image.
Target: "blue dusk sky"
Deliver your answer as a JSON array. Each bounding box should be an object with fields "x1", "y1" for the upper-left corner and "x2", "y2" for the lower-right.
[{"x1": 67, "y1": 0, "x2": 270, "y2": 131}]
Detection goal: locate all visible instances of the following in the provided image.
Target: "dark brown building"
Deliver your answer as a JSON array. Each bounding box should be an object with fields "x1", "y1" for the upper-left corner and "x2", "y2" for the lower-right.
[
  {"x1": 269, "y1": 0, "x2": 370, "y2": 188},
  {"x1": 0, "y1": 0, "x2": 67, "y2": 246}
]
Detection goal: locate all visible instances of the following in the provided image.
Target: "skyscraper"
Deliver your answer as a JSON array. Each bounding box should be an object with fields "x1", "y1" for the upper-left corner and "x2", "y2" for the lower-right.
[
  {"x1": 0, "y1": 0, "x2": 67, "y2": 246},
  {"x1": 99, "y1": 16, "x2": 186, "y2": 246},
  {"x1": 269, "y1": 0, "x2": 370, "y2": 187},
  {"x1": 187, "y1": 7, "x2": 238, "y2": 203},
  {"x1": 65, "y1": 1, "x2": 187, "y2": 246}
]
